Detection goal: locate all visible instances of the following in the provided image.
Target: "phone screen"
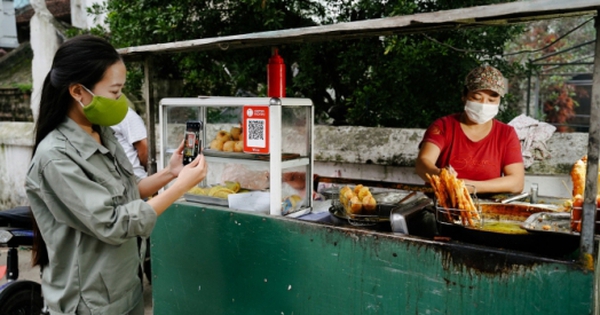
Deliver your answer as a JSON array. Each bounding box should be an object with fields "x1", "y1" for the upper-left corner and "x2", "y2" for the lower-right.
[{"x1": 183, "y1": 120, "x2": 203, "y2": 165}]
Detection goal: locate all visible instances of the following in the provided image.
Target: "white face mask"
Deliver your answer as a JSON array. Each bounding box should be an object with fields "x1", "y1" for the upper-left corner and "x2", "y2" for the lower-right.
[{"x1": 464, "y1": 100, "x2": 499, "y2": 124}]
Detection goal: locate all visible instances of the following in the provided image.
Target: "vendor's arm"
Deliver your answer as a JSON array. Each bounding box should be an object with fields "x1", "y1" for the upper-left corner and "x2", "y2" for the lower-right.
[
  {"x1": 463, "y1": 162, "x2": 524, "y2": 194},
  {"x1": 416, "y1": 142, "x2": 442, "y2": 181},
  {"x1": 417, "y1": 141, "x2": 525, "y2": 194}
]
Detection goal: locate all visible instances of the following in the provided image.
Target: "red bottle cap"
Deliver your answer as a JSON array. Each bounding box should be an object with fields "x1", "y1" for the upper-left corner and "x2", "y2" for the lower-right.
[{"x1": 269, "y1": 49, "x2": 284, "y2": 64}]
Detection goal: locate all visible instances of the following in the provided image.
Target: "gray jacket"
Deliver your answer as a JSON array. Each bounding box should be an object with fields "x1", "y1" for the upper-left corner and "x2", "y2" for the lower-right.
[{"x1": 26, "y1": 118, "x2": 157, "y2": 315}]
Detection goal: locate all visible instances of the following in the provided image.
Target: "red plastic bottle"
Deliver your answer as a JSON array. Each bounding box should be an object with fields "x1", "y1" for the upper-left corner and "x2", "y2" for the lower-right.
[{"x1": 267, "y1": 48, "x2": 286, "y2": 97}]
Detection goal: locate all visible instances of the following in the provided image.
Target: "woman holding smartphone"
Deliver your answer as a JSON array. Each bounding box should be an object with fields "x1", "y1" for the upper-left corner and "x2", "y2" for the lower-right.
[{"x1": 25, "y1": 35, "x2": 208, "y2": 314}]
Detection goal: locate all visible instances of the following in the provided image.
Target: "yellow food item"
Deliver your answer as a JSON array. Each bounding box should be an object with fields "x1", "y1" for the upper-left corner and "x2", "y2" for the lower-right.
[
  {"x1": 223, "y1": 140, "x2": 235, "y2": 152},
  {"x1": 212, "y1": 189, "x2": 236, "y2": 199},
  {"x1": 230, "y1": 127, "x2": 242, "y2": 141},
  {"x1": 339, "y1": 186, "x2": 354, "y2": 207},
  {"x1": 208, "y1": 186, "x2": 236, "y2": 198},
  {"x1": 187, "y1": 186, "x2": 208, "y2": 195},
  {"x1": 353, "y1": 184, "x2": 364, "y2": 196},
  {"x1": 362, "y1": 195, "x2": 377, "y2": 212},
  {"x1": 348, "y1": 196, "x2": 363, "y2": 214},
  {"x1": 339, "y1": 185, "x2": 377, "y2": 215},
  {"x1": 234, "y1": 140, "x2": 244, "y2": 152},
  {"x1": 216, "y1": 130, "x2": 232, "y2": 142},
  {"x1": 210, "y1": 139, "x2": 225, "y2": 151},
  {"x1": 357, "y1": 186, "x2": 371, "y2": 200},
  {"x1": 224, "y1": 181, "x2": 241, "y2": 193},
  {"x1": 571, "y1": 156, "x2": 587, "y2": 197},
  {"x1": 340, "y1": 186, "x2": 352, "y2": 197},
  {"x1": 569, "y1": 155, "x2": 600, "y2": 198}
]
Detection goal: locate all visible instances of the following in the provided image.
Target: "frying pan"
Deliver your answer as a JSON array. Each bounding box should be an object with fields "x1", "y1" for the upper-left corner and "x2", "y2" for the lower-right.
[{"x1": 437, "y1": 202, "x2": 580, "y2": 257}]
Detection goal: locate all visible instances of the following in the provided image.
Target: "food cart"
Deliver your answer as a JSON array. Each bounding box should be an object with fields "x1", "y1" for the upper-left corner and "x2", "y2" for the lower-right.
[{"x1": 117, "y1": 1, "x2": 600, "y2": 313}]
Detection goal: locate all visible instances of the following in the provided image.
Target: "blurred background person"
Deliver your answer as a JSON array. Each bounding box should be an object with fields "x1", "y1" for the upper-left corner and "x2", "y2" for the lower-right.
[{"x1": 111, "y1": 105, "x2": 148, "y2": 180}]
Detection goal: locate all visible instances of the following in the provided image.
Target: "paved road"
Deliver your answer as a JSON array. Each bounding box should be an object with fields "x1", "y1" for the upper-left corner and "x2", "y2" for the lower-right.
[{"x1": 0, "y1": 247, "x2": 153, "y2": 314}]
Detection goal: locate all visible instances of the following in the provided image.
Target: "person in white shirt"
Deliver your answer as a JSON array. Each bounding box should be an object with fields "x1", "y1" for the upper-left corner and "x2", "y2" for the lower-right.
[
  {"x1": 111, "y1": 106, "x2": 149, "y2": 179},
  {"x1": 111, "y1": 105, "x2": 153, "y2": 284}
]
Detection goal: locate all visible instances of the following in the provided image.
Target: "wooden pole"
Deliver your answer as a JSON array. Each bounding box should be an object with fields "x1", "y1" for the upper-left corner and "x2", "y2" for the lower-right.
[
  {"x1": 580, "y1": 14, "x2": 600, "y2": 262},
  {"x1": 144, "y1": 57, "x2": 158, "y2": 176}
]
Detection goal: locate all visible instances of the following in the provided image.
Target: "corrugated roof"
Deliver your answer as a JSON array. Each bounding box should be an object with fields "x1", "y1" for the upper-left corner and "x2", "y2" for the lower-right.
[
  {"x1": 118, "y1": 0, "x2": 600, "y2": 59},
  {"x1": 16, "y1": 0, "x2": 70, "y2": 24}
]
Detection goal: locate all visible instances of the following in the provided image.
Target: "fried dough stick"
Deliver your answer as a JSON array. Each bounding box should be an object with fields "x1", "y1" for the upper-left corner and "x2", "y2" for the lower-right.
[
  {"x1": 427, "y1": 174, "x2": 453, "y2": 222},
  {"x1": 440, "y1": 169, "x2": 458, "y2": 209},
  {"x1": 438, "y1": 169, "x2": 456, "y2": 221},
  {"x1": 571, "y1": 156, "x2": 587, "y2": 197},
  {"x1": 438, "y1": 168, "x2": 479, "y2": 227},
  {"x1": 462, "y1": 185, "x2": 480, "y2": 221},
  {"x1": 458, "y1": 184, "x2": 474, "y2": 226},
  {"x1": 451, "y1": 177, "x2": 469, "y2": 226}
]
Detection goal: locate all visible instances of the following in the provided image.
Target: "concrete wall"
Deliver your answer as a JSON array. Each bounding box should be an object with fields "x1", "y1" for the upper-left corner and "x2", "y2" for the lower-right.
[
  {"x1": 0, "y1": 122, "x2": 33, "y2": 209},
  {"x1": 0, "y1": 121, "x2": 586, "y2": 209},
  {"x1": 0, "y1": 88, "x2": 32, "y2": 121}
]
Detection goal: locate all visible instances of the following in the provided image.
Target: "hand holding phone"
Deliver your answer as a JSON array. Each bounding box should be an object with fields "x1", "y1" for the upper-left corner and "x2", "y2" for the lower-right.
[{"x1": 183, "y1": 120, "x2": 203, "y2": 165}]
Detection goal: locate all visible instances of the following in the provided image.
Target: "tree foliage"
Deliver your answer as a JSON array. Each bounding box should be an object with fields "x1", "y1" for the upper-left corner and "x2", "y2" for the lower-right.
[
  {"x1": 92, "y1": 0, "x2": 523, "y2": 127},
  {"x1": 504, "y1": 16, "x2": 595, "y2": 131}
]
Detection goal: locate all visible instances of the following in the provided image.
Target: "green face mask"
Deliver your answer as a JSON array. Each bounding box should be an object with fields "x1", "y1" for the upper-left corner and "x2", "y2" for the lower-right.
[{"x1": 78, "y1": 85, "x2": 128, "y2": 126}]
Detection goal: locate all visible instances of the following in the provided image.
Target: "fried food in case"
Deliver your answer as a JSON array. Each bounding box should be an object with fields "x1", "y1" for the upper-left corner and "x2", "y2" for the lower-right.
[
  {"x1": 186, "y1": 181, "x2": 242, "y2": 199},
  {"x1": 209, "y1": 127, "x2": 244, "y2": 152},
  {"x1": 338, "y1": 185, "x2": 377, "y2": 215}
]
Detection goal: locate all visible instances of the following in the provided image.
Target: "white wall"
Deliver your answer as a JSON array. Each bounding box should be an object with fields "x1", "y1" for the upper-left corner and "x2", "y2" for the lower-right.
[
  {"x1": 30, "y1": 0, "x2": 61, "y2": 121},
  {"x1": 70, "y1": 0, "x2": 106, "y2": 29},
  {"x1": 0, "y1": 122, "x2": 33, "y2": 209},
  {"x1": 30, "y1": 0, "x2": 106, "y2": 120},
  {"x1": 0, "y1": 122, "x2": 582, "y2": 209},
  {"x1": 0, "y1": 0, "x2": 19, "y2": 49}
]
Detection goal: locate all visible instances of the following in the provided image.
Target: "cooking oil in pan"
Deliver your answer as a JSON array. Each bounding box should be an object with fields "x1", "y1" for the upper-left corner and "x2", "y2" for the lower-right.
[{"x1": 480, "y1": 220, "x2": 528, "y2": 234}]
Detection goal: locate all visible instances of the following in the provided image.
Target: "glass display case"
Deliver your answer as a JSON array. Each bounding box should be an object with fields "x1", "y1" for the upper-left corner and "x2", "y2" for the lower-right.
[{"x1": 159, "y1": 96, "x2": 314, "y2": 217}]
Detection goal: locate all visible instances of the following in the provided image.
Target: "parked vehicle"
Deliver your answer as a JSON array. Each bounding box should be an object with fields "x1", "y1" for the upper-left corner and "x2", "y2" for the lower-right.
[{"x1": 0, "y1": 206, "x2": 43, "y2": 315}]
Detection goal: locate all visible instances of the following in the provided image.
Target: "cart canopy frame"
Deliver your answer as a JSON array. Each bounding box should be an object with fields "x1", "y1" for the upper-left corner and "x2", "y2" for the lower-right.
[{"x1": 118, "y1": 0, "x2": 600, "y2": 261}]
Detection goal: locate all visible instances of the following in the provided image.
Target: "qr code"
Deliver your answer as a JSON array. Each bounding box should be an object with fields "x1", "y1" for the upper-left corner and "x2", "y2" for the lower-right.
[{"x1": 247, "y1": 119, "x2": 265, "y2": 140}]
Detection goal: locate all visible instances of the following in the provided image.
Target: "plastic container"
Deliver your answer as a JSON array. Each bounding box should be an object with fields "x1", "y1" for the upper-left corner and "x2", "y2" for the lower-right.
[{"x1": 267, "y1": 48, "x2": 286, "y2": 97}]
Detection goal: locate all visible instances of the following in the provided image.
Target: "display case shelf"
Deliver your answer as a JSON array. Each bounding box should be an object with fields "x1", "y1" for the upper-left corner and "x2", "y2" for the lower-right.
[{"x1": 159, "y1": 96, "x2": 314, "y2": 216}]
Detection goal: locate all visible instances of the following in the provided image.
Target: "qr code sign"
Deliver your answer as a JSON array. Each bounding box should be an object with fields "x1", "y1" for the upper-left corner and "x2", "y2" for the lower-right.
[
  {"x1": 246, "y1": 119, "x2": 266, "y2": 148},
  {"x1": 247, "y1": 120, "x2": 265, "y2": 140}
]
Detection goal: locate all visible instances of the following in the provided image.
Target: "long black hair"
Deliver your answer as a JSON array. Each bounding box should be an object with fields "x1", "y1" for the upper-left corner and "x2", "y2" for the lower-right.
[{"x1": 31, "y1": 35, "x2": 123, "y2": 267}]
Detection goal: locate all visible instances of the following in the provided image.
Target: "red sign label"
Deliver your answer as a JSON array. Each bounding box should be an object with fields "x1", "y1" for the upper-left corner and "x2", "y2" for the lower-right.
[{"x1": 243, "y1": 105, "x2": 269, "y2": 154}]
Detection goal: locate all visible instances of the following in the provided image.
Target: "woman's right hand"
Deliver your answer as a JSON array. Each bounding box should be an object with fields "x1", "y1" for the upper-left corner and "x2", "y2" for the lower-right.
[
  {"x1": 175, "y1": 153, "x2": 208, "y2": 192},
  {"x1": 147, "y1": 154, "x2": 208, "y2": 216}
]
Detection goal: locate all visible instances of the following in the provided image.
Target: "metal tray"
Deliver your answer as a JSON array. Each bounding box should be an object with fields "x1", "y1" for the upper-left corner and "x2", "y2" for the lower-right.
[
  {"x1": 329, "y1": 206, "x2": 390, "y2": 226},
  {"x1": 521, "y1": 212, "x2": 577, "y2": 236},
  {"x1": 183, "y1": 193, "x2": 229, "y2": 207},
  {"x1": 329, "y1": 190, "x2": 424, "y2": 226},
  {"x1": 203, "y1": 149, "x2": 301, "y2": 161}
]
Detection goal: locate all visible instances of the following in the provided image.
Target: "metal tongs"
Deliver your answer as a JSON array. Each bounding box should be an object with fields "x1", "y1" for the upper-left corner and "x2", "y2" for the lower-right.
[{"x1": 500, "y1": 191, "x2": 530, "y2": 204}]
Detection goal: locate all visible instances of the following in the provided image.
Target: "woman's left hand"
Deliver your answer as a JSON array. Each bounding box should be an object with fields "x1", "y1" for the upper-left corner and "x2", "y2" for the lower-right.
[{"x1": 167, "y1": 140, "x2": 185, "y2": 178}]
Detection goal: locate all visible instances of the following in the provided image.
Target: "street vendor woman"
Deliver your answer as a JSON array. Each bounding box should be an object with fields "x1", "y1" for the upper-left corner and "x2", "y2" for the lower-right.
[{"x1": 415, "y1": 65, "x2": 524, "y2": 195}]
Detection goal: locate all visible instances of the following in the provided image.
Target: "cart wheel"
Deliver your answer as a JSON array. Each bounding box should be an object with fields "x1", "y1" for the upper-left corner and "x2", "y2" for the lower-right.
[{"x1": 0, "y1": 280, "x2": 43, "y2": 315}]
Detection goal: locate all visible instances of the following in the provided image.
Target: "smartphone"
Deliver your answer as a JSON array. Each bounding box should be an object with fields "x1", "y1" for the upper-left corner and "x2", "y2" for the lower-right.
[{"x1": 183, "y1": 120, "x2": 203, "y2": 165}]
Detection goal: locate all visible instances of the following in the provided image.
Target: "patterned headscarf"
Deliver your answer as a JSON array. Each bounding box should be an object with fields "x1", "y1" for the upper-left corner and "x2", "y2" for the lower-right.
[{"x1": 464, "y1": 65, "x2": 506, "y2": 97}]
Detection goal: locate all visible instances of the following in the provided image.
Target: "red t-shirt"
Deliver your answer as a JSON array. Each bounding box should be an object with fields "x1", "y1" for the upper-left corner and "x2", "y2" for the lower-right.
[{"x1": 420, "y1": 113, "x2": 523, "y2": 181}]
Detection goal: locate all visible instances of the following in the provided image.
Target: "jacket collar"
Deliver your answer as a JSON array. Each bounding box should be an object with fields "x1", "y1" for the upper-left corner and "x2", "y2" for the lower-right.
[{"x1": 55, "y1": 118, "x2": 119, "y2": 160}]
